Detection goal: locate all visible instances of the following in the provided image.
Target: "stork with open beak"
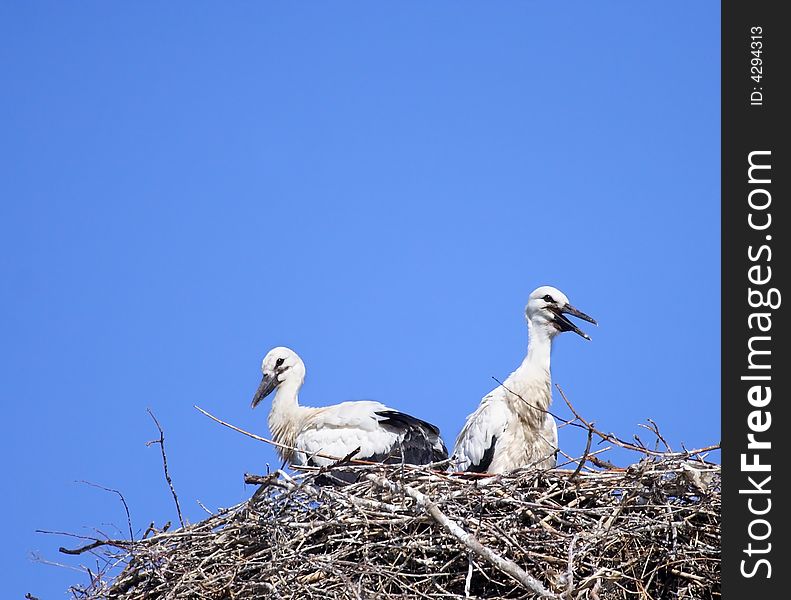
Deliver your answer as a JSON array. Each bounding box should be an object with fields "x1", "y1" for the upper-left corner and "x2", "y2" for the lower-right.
[{"x1": 452, "y1": 286, "x2": 597, "y2": 473}]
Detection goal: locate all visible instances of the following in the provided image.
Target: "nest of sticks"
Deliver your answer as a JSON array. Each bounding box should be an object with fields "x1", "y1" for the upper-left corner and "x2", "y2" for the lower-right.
[
  {"x1": 48, "y1": 391, "x2": 719, "y2": 600},
  {"x1": 59, "y1": 455, "x2": 719, "y2": 599}
]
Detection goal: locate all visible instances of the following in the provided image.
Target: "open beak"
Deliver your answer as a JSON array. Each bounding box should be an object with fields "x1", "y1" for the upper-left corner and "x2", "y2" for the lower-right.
[
  {"x1": 251, "y1": 374, "x2": 279, "y2": 408},
  {"x1": 552, "y1": 304, "x2": 598, "y2": 340}
]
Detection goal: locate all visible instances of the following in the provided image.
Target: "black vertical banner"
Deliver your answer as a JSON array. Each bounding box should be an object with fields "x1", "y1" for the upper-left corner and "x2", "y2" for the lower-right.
[{"x1": 722, "y1": 1, "x2": 789, "y2": 597}]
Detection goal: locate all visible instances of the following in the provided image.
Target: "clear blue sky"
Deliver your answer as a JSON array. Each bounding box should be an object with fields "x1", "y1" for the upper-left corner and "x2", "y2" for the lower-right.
[{"x1": 1, "y1": 3, "x2": 719, "y2": 597}]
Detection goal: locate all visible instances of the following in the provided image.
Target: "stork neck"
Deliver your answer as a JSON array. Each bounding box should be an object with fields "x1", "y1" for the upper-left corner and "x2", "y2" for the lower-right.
[
  {"x1": 520, "y1": 320, "x2": 554, "y2": 375},
  {"x1": 268, "y1": 376, "x2": 305, "y2": 430}
]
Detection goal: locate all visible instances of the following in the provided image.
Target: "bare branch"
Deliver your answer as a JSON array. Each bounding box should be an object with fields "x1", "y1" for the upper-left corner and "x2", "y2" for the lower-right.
[
  {"x1": 146, "y1": 409, "x2": 185, "y2": 528},
  {"x1": 492, "y1": 376, "x2": 587, "y2": 431},
  {"x1": 196, "y1": 405, "x2": 411, "y2": 467},
  {"x1": 555, "y1": 384, "x2": 720, "y2": 459},
  {"x1": 570, "y1": 427, "x2": 594, "y2": 480},
  {"x1": 76, "y1": 481, "x2": 133, "y2": 542}
]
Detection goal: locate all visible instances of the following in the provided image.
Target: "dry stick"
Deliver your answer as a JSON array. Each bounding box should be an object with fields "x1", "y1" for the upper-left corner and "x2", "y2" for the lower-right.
[
  {"x1": 35, "y1": 528, "x2": 134, "y2": 555},
  {"x1": 492, "y1": 376, "x2": 595, "y2": 476},
  {"x1": 588, "y1": 455, "x2": 620, "y2": 470},
  {"x1": 146, "y1": 409, "x2": 185, "y2": 528},
  {"x1": 196, "y1": 405, "x2": 400, "y2": 467},
  {"x1": 496, "y1": 372, "x2": 719, "y2": 461},
  {"x1": 492, "y1": 377, "x2": 587, "y2": 431},
  {"x1": 197, "y1": 406, "x2": 487, "y2": 482},
  {"x1": 645, "y1": 418, "x2": 673, "y2": 452},
  {"x1": 555, "y1": 385, "x2": 720, "y2": 459},
  {"x1": 492, "y1": 376, "x2": 610, "y2": 474},
  {"x1": 57, "y1": 539, "x2": 128, "y2": 556},
  {"x1": 77, "y1": 481, "x2": 134, "y2": 542},
  {"x1": 555, "y1": 446, "x2": 612, "y2": 472},
  {"x1": 195, "y1": 405, "x2": 345, "y2": 462},
  {"x1": 365, "y1": 473, "x2": 558, "y2": 599},
  {"x1": 35, "y1": 529, "x2": 98, "y2": 542},
  {"x1": 564, "y1": 534, "x2": 579, "y2": 599},
  {"x1": 570, "y1": 427, "x2": 594, "y2": 480},
  {"x1": 496, "y1": 376, "x2": 719, "y2": 463}
]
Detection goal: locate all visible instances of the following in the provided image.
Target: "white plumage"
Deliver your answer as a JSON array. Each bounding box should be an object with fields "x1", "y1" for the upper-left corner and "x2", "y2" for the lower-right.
[
  {"x1": 251, "y1": 347, "x2": 448, "y2": 474},
  {"x1": 453, "y1": 286, "x2": 596, "y2": 474}
]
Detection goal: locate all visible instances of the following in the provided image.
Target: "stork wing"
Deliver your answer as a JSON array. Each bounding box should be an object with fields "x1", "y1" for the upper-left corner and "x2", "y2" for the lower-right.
[
  {"x1": 452, "y1": 396, "x2": 509, "y2": 473},
  {"x1": 293, "y1": 401, "x2": 445, "y2": 467},
  {"x1": 374, "y1": 410, "x2": 449, "y2": 464},
  {"x1": 542, "y1": 411, "x2": 559, "y2": 467}
]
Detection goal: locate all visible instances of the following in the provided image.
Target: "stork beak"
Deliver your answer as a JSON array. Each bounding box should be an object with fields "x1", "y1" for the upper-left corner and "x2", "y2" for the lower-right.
[
  {"x1": 251, "y1": 374, "x2": 279, "y2": 408},
  {"x1": 553, "y1": 304, "x2": 598, "y2": 340}
]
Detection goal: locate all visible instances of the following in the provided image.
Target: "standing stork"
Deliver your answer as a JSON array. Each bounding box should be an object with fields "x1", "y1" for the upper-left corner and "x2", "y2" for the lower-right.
[
  {"x1": 251, "y1": 347, "x2": 448, "y2": 476},
  {"x1": 452, "y1": 286, "x2": 596, "y2": 473}
]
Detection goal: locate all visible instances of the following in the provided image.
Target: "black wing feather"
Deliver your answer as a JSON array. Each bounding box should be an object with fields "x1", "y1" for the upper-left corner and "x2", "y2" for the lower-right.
[
  {"x1": 466, "y1": 434, "x2": 498, "y2": 473},
  {"x1": 375, "y1": 410, "x2": 449, "y2": 464},
  {"x1": 305, "y1": 411, "x2": 449, "y2": 486}
]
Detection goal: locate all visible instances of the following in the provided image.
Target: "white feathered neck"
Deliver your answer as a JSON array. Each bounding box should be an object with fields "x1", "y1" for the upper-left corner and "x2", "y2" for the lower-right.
[{"x1": 267, "y1": 370, "x2": 315, "y2": 462}]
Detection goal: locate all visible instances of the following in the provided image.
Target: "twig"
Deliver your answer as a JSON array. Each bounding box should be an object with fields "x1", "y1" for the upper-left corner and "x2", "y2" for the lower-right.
[
  {"x1": 564, "y1": 534, "x2": 579, "y2": 598},
  {"x1": 196, "y1": 405, "x2": 402, "y2": 467},
  {"x1": 464, "y1": 554, "x2": 474, "y2": 598},
  {"x1": 195, "y1": 405, "x2": 344, "y2": 461},
  {"x1": 76, "y1": 481, "x2": 134, "y2": 542},
  {"x1": 644, "y1": 418, "x2": 673, "y2": 452},
  {"x1": 29, "y1": 551, "x2": 87, "y2": 573},
  {"x1": 570, "y1": 427, "x2": 594, "y2": 480},
  {"x1": 555, "y1": 384, "x2": 720, "y2": 458},
  {"x1": 492, "y1": 377, "x2": 586, "y2": 431},
  {"x1": 588, "y1": 455, "x2": 620, "y2": 470},
  {"x1": 146, "y1": 409, "x2": 185, "y2": 528},
  {"x1": 57, "y1": 539, "x2": 129, "y2": 556}
]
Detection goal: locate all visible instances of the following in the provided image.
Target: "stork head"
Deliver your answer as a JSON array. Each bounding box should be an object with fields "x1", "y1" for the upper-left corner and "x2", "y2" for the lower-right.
[
  {"x1": 525, "y1": 286, "x2": 597, "y2": 340},
  {"x1": 251, "y1": 346, "x2": 305, "y2": 408}
]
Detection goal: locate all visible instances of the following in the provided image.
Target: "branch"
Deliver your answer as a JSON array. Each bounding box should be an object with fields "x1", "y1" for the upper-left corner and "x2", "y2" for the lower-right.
[
  {"x1": 492, "y1": 377, "x2": 718, "y2": 463},
  {"x1": 146, "y1": 409, "x2": 185, "y2": 528},
  {"x1": 35, "y1": 530, "x2": 132, "y2": 556},
  {"x1": 365, "y1": 473, "x2": 558, "y2": 598},
  {"x1": 195, "y1": 404, "x2": 331, "y2": 455},
  {"x1": 57, "y1": 539, "x2": 127, "y2": 556},
  {"x1": 555, "y1": 385, "x2": 720, "y2": 459},
  {"x1": 492, "y1": 377, "x2": 586, "y2": 431},
  {"x1": 570, "y1": 427, "x2": 594, "y2": 480},
  {"x1": 195, "y1": 405, "x2": 383, "y2": 466},
  {"x1": 76, "y1": 481, "x2": 133, "y2": 541},
  {"x1": 564, "y1": 534, "x2": 579, "y2": 598}
]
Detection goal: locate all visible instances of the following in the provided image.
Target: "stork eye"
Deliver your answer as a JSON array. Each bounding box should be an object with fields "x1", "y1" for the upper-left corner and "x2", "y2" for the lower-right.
[
  {"x1": 275, "y1": 357, "x2": 285, "y2": 367},
  {"x1": 542, "y1": 294, "x2": 555, "y2": 303}
]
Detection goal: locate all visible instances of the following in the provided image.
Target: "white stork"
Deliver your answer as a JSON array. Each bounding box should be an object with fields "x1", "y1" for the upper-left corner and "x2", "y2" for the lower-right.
[
  {"x1": 251, "y1": 347, "x2": 448, "y2": 478},
  {"x1": 452, "y1": 286, "x2": 596, "y2": 474}
]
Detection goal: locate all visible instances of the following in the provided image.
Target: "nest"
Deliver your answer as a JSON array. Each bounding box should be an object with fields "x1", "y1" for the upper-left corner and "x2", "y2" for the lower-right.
[{"x1": 62, "y1": 454, "x2": 720, "y2": 599}]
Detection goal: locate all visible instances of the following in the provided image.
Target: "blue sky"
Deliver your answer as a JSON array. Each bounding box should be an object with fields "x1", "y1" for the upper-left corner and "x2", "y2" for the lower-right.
[{"x1": 1, "y1": 3, "x2": 719, "y2": 597}]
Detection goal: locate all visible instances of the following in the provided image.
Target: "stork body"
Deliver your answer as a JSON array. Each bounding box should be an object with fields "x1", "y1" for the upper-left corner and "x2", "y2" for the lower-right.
[
  {"x1": 453, "y1": 286, "x2": 596, "y2": 474},
  {"x1": 252, "y1": 347, "x2": 448, "y2": 471}
]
